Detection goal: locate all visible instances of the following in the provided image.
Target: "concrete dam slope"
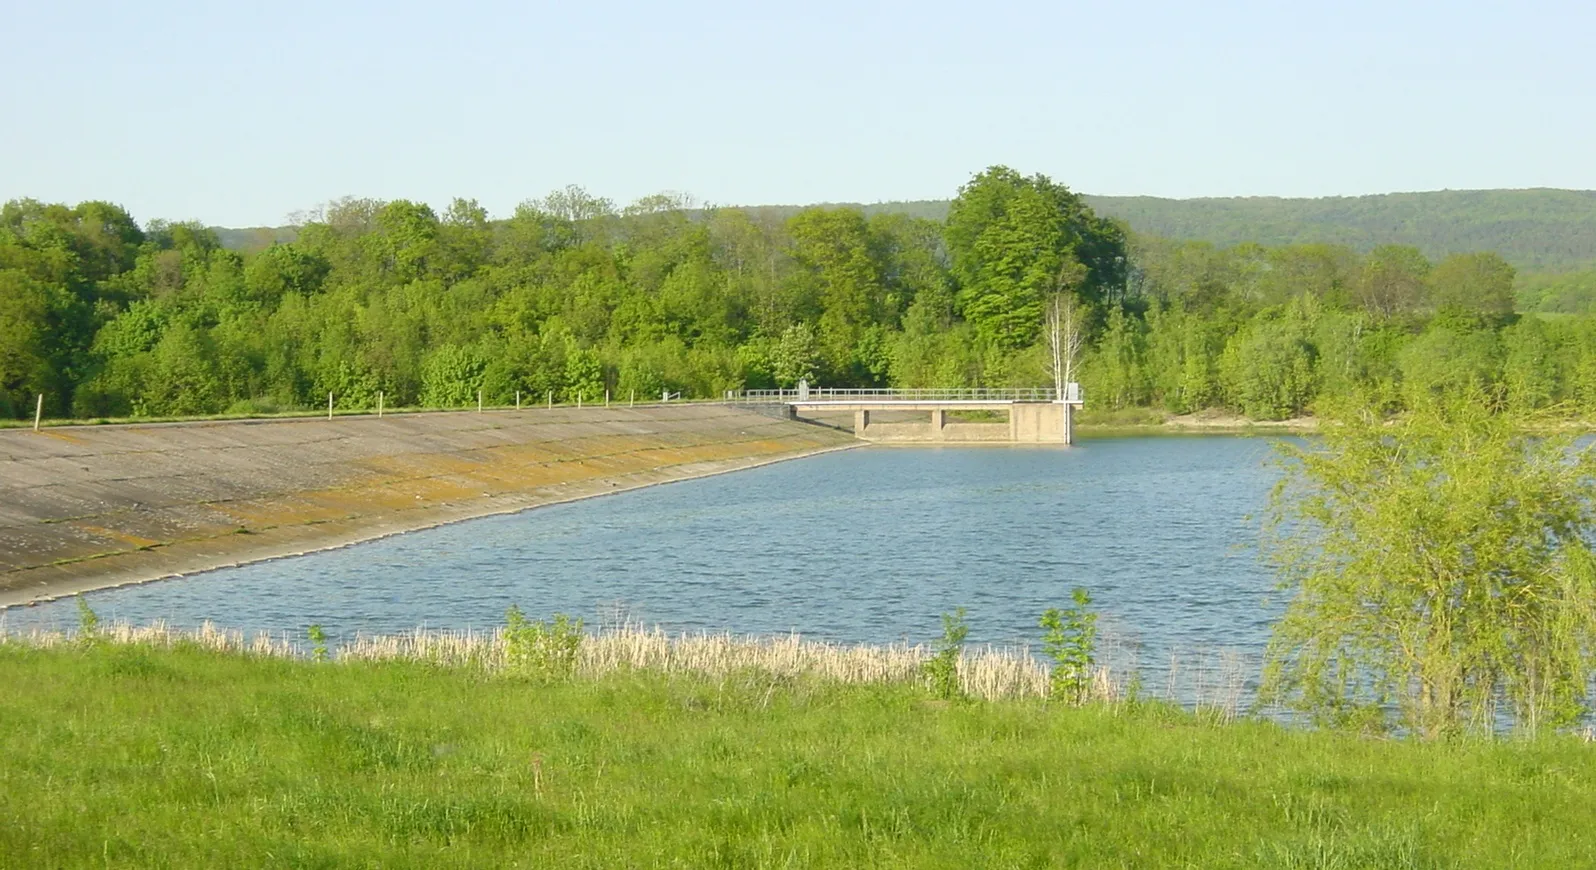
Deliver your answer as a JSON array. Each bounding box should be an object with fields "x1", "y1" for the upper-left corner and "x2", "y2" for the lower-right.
[{"x1": 0, "y1": 406, "x2": 855, "y2": 608}]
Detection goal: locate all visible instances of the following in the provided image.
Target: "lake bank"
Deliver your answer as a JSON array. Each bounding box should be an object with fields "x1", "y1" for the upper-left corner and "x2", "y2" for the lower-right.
[
  {"x1": 3, "y1": 638, "x2": 1590, "y2": 867},
  {"x1": 1075, "y1": 410, "x2": 1318, "y2": 438},
  {"x1": 0, "y1": 406, "x2": 856, "y2": 608}
]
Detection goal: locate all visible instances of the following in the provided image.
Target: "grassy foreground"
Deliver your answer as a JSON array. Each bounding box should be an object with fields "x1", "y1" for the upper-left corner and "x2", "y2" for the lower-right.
[{"x1": 1, "y1": 643, "x2": 1593, "y2": 868}]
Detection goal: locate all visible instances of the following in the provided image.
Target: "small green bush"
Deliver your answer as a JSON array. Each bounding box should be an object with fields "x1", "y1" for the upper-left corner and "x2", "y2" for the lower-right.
[
  {"x1": 922, "y1": 608, "x2": 968, "y2": 701},
  {"x1": 504, "y1": 605, "x2": 584, "y2": 681},
  {"x1": 75, "y1": 593, "x2": 99, "y2": 635},
  {"x1": 307, "y1": 624, "x2": 329, "y2": 662},
  {"x1": 1040, "y1": 588, "x2": 1098, "y2": 704},
  {"x1": 75, "y1": 596, "x2": 100, "y2": 647}
]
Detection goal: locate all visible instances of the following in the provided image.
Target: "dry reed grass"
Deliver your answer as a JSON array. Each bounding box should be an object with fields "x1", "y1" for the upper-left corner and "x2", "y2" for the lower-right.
[
  {"x1": 1165, "y1": 647, "x2": 1249, "y2": 722},
  {"x1": 1, "y1": 619, "x2": 1136, "y2": 704}
]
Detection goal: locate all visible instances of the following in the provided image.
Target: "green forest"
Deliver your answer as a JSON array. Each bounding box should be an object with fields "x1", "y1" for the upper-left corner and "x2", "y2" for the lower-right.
[
  {"x1": 712, "y1": 189, "x2": 1596, "y2": 314},
  {"x1": 1089, "y1": 189, "x2": 1596, "y2": 272},
  {"x1": 594, "y1": 188, "x2": 1596, "y2": 276},
  {"x1": 5, "y1": 166, "x2": 1596, "y2": 422}
]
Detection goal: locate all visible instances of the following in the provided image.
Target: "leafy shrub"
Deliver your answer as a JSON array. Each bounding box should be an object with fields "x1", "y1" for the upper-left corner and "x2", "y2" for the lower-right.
[
  {"x1": 1040, "y1": 588, "x2": 1098, "y2": 704},
  {"x1": 307, "y1": 624, "x2": 329, "y2": 662},
  {"x1": 504, "y1": 605, "x2": 584, "y2": 681},
  {"x1": 922, "y1": 607, "x2": 969, "y2": 701},
  {"x1": 1264, "y1": 393, "x2": 1596, "y2": 737},
  {"x1": 419, "y1": 344, "x2": 487, "y2": 408},
  {"x1": 76, "y1": 596, "x2": 101, "y2": 647}
]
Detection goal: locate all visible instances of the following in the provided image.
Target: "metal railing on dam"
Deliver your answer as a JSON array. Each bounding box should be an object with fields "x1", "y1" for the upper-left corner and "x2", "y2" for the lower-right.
[{"x1": 733, "y1": 385, "x2": 1082, "y2": 404}]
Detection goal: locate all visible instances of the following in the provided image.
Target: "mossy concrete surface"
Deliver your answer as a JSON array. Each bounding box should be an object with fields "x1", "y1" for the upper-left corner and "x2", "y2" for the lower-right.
[{"x1": 0, "y1": 405, "x2": 855, "y2": 607}]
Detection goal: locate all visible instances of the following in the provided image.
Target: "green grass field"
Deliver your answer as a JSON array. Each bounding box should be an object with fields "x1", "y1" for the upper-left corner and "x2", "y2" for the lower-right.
[{"x1": 2, "y1": 642, "x2": 1593, "y2": 868}]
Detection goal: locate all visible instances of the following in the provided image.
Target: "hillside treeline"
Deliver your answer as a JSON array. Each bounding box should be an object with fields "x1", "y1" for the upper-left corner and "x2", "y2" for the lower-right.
[
  {"x1": 737, "y1": 189, "x2": 1596, "y2": 314},
  {"x1": 1089, "y1": 189, "x2": 1596, "y2": 273},
  {"x1": 1, "y1": 166, "x2": 1592, "y2": 422},
  {"x1": 719, "y1": 189, "x2": 1596, "y2": 293}
]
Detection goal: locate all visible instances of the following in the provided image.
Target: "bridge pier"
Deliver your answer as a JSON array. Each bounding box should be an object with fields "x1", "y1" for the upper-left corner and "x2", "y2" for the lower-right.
[
  {"x1": 930, "y1": 408, "x2": 945, "y2": 441},
  {"x1": 853, "y1": 409, "x2": 870, "y2": 435},
  {"x1": 1009, "y1": 402, "x2": 1074, "y2": 444}
]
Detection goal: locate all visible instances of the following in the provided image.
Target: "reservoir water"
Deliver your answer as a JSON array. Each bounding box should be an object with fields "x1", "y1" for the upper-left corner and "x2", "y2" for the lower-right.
[{"x1": 5, "y1": 437, "x2": 1286, "y2": 690}]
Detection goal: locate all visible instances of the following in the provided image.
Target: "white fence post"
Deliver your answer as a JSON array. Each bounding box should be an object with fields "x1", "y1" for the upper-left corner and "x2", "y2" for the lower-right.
[{"x1": 33, "y1": 394, "x2": 43, "y2": 431}]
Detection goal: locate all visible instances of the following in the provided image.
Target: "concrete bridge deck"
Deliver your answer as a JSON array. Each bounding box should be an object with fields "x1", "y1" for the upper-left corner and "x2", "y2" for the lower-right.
[
  {"x1": 788, "y1": 400, "x2": 1017, "y2": 412},
  {"x1": 733, "y1": 386, "x2": 1084, "y2": 444}
]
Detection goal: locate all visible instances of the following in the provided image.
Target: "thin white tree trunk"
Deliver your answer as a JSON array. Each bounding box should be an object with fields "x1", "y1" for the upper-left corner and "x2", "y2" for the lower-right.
[{"x1": 1047, "y1": 294, "x2": 1082, "y2": 401}]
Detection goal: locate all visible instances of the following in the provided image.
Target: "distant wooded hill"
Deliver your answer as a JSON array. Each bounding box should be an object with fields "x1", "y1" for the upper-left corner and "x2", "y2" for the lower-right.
[
  {"x1": 1086, "y1": 189, "x2": 1596, "y2": 274},
  {"x1": 212, "y1": 226, "x2": 298, "y2": 252},
  {"x1": 735, "y1": 190, "x2": 1596, "y2": 313},
  {"x1": 216, "y1": 188, "x2": 1596, "y2": 270},
  {"x1": 212, "y1": 188, "x2": 1596, "y2": 310},
  {"x1": 748, "y1": 189, "x2": 1596, "y2": 274}
]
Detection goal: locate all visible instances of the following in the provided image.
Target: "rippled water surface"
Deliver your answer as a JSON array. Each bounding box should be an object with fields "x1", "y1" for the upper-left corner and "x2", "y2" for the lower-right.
[{"x1": 8, "y1": 437, "x2": 1288, "y2": 675}]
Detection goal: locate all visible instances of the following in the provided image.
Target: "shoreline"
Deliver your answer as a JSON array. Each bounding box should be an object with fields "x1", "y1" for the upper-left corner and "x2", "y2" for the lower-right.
[
  {"x1": 1076, "y1": 414, "x2": 1318, "y2": 437},
  {"x1": 1076, "y1": 415, "x2": 1596, "y2": 437},
  {"x1": 8, "y1": 641, "x2": 1586, "y2": 866}
]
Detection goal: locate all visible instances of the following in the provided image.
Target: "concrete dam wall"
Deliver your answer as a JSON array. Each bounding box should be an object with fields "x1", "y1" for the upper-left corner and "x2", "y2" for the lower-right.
[{"x1": 0, "y1": 406, "x2": 855, "y2": 607}]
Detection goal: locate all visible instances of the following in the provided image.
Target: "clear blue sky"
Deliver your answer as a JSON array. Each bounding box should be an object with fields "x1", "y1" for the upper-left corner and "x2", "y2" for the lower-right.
[{"x1": 4, "y1": 0, "x2": 1592, "y2": 226}]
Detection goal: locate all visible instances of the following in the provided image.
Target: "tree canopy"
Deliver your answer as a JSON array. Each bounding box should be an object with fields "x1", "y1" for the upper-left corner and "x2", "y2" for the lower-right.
[
  {"x1": 1263, "y1": 393, "x2": 1596, "y2": 737},
  {"x1": 4, "y1": 168, "x2": 1594, "y2": 423}
]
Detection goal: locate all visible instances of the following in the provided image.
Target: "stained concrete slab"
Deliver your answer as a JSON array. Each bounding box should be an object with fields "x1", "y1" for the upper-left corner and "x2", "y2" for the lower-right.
[{"x1": 0, "y1": 405, "x2": 856, "y2": 607}]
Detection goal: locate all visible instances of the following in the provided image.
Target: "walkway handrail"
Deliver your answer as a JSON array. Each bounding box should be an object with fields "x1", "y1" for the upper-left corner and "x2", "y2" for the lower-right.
[{"x1": 732, "y1": 385, "x2": 1082, "y2": 403}]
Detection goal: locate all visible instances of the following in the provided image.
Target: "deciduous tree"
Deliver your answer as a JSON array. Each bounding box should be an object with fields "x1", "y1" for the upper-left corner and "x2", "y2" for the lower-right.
[{"x1": 1263, "y1": 393, "x2": 1596, "y2": 736}]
